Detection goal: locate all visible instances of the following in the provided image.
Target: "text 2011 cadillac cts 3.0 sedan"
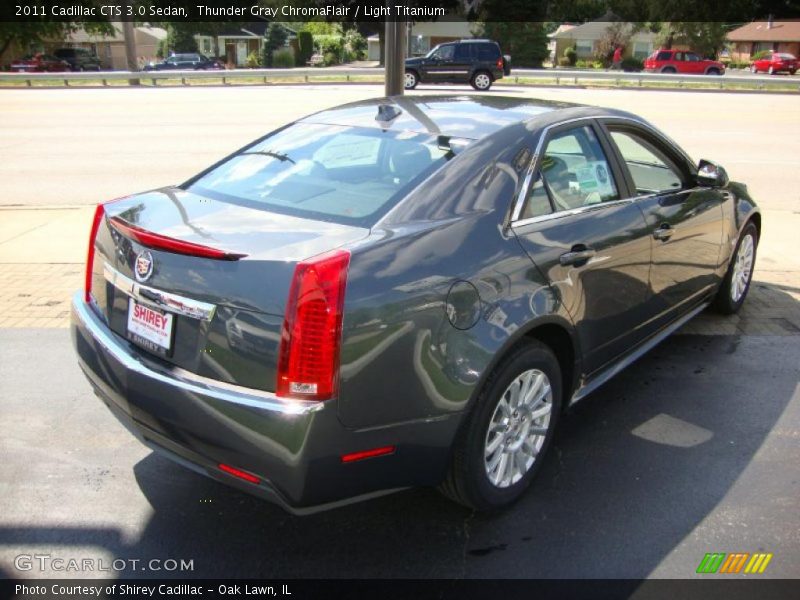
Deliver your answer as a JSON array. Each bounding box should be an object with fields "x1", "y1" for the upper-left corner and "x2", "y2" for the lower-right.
[{"x1": 72, "y1": 96, "x2": 760, "y2": 513}]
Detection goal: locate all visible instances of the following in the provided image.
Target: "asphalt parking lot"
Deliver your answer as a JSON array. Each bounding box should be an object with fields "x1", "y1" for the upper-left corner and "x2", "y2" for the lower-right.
[{"x1": 0, "y1": 83, "x2": 798, "y2": 579}]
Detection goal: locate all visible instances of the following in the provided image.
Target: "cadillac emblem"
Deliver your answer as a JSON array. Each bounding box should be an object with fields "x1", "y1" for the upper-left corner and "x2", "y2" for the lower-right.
[{"x1": 134, "y1": 250, "x2": 154, "y2": 282}]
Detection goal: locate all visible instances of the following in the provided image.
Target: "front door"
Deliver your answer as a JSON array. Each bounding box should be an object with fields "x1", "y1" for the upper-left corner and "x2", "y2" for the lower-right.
[
  {"x1": 424, "y1": 43, "x2": 457, "y2": 82},
  {"x1": 601, "y1": 121, "x2": 724, "y2": 330},
  {"x1": 511, "y1": 121, "x2": 653, "y2": 375}
]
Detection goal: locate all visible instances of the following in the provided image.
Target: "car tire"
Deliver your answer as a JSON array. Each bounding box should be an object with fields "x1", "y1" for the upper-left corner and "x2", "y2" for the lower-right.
[
  {"x1": 713, "y1": 221, "x2": 758, "y2": 315},
  {"x1": 439, "y1": 341, "x2": 562, "y2": 511},
  {"x1": 768, "y1": 66, "x2": 775, "y2": 75},
  {"x1": 791, "y1": 69, "x2": 797, "y2": 76},
  {"x1": 750, "y1": 64, "x2": 758, "y2": 73},
  {"x1": 470, "y1": 70, "x2": 493, "y2": 91},
  {"x1": 404, "y1": 70, "x2": 419, "y2": 90},
  {"x1": 661, "y1": 66, "x2": 677, "y2": 74},
  {"x1": 706, "y1": 67, "x2": 720, "y2": 75}
]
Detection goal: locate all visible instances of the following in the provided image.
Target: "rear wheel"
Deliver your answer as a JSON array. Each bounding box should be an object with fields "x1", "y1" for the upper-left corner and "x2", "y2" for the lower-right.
[
  {"x1": 404, "y1": 70, "x2": 419, "y2": 90},
  {"x1": 661, "y1": 66, "x2": 677, "y2": 74},
  {"x1": 768, "y1": 66, "x2": 775, "y2": 75},
  {"x1": 471, "y1": 70, "x2": 493, "y2": 91},
  {"x1": 750, "y1": 64, "x2": 758, "y2": 73},
  {"x1": 706, "y1": 67, "x2": 720, "y2": 75},
  {"x1": 713, "y1": 222, "x2": 758, "y2": 314},
  {"x1": 439, "y1": 341, "x2": 562, "y2": 511}
]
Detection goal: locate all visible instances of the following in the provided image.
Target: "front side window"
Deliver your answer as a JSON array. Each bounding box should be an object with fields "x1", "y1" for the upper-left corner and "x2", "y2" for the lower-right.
[
  {"x1": 609, "y1": 130, "x2": 684, "y2": 194},
  {"x1": 429, "y1": 44, "x2": 455, "y2": 60},
  {"x1": 657, "y1": 51, "x2": 672, "y2": 61},
  {"x1": 186, "y1": 123, "x2": 452, "y2": 226}
]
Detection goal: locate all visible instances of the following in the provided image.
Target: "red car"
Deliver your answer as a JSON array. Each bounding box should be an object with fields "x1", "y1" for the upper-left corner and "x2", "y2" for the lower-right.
[
  {"x1": 644, "y1": 49, "x2": 725, "y2": 75},
  {"x1": 9, "y1": 53, "x2": 71, "y2": 73},
  {"x1": 750, "y1": 51, "x2": 798, "y2": 75}
]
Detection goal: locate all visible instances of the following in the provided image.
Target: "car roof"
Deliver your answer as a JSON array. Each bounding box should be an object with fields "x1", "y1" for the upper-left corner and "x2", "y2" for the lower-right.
[{"x1": 298, "y1": 95, "x2": 632, "y2": 141}]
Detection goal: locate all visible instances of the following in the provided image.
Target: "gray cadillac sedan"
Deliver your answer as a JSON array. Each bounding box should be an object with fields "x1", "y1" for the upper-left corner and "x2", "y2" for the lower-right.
[{"x1": 72, "y1": 95, "x2": 759, "y2": 513}]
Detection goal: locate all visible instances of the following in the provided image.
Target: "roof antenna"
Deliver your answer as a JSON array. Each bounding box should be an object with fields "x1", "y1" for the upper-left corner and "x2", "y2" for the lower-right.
[{"x1": 376, "y1": 104, "x2": 403, "y2": 123}]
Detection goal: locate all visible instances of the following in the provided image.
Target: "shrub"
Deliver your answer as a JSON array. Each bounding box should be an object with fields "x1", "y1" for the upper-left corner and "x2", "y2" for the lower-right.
[
  {"x1": 621, "y1": 57, "x2": 644, "y2": 72},
  {"x1": 563, "y1": 45, "x2": 577, "y2": 66},
  {"x1": 297, "y1": 31, "x2": 313, "y2": 65},
  {"x1": 592, "y1": 60, "x2": 604, "y2": 69},
  {"x1": 272, "y1": 49, "x2": 294, "y2": 69},
  {"x1": 557, "y1": 56, "x2": 571, "y2": 67},
  {"x1": 752, "y1": 50, "x2": 771, "y2": 60},
  {"x1": 344, "y1": 29, "x2": 367, "y2": 60},
  {"x1": 323, "y1": 51, "x2": 338, "y2": 67},
  {"x1": 575, "y1": 59, "x2": 587, "y2": 68},
  {"x1": 314, "y1": 34, "x2": 344, "y2": 58},
  {"x1": 245, "y1": 51, "x2": 260, "y2": 69}
]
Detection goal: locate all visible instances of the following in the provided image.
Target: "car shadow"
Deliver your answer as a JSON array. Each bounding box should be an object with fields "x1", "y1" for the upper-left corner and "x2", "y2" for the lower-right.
[{"x1": 1, "y1": 284, "x2": 797, "y2": 579}]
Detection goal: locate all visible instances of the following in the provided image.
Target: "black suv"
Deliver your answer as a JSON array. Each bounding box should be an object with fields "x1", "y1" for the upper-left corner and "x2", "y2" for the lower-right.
[
  {"x1": 53, "y1": 48, "x2": 102, "y2": 71},
  {"x1": 404, "y1": 39, "x2": 510, "y2": 91}
]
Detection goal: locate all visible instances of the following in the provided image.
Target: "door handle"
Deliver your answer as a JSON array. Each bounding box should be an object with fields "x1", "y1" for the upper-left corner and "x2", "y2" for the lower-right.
[
  {"x1": 653, "y1": 224, "x2": 675, "y2": 241},
  {"x1": 560, "y1": 246, "x2": 596, "y2": 266}
]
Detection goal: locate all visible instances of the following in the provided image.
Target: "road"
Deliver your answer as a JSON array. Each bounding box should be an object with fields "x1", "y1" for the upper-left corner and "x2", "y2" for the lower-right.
[{"x1": 0, "y1": 84, "x2": 798, "y2": 580}]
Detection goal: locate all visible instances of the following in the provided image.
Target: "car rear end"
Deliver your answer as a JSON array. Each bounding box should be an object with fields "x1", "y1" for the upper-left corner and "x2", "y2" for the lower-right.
[
  {"x1": 72, "y1": 118, "x2": 458, "y2": 512},
  {"x1": 774, "y1": 53, "x2": 798, "y2": 73},
  {"x1": 643, "y1": 50, "x2": 664, "y2": 72}
]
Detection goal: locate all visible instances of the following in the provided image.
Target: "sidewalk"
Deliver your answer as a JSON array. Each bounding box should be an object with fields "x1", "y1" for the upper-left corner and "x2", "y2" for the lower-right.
[{"x1": 0, "y1": 206, "x2": 798, "y2": 333}]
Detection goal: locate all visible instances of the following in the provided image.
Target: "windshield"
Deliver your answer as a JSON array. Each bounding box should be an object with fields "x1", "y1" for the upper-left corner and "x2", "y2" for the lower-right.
[{"x1": 185, "y1": 123, "x2": 452, "y2": 227}]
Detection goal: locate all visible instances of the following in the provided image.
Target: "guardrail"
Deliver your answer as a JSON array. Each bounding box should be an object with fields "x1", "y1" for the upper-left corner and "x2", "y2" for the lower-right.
[{"x1": 0, "y1": 67, "x2": 798, "y2": 91}]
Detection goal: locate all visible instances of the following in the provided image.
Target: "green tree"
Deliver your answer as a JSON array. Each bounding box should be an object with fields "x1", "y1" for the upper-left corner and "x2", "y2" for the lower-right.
[
  {"x1": 0, "y1": 20, "x2": 113, "y2": 58},
  {"x1": 262, "y1": 22, "x2": 288, "y2": 68},
  {"x1": 475, "y1": 22, "x2": 550, "y2": 68},
  {"x1": 166, "y1": 23, "x2": 198, "y2": 53},
  {"x1": 297, "y1": 31, "x2": 314, "y2": 65},
  {"x1": 655, "y1": 22, "x2": 730, "y2": 58}
]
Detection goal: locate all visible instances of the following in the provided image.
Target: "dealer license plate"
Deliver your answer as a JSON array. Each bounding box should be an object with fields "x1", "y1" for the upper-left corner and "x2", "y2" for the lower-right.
[{"x1": 126, "y1": 299, "x2": 174, "y2": 356}]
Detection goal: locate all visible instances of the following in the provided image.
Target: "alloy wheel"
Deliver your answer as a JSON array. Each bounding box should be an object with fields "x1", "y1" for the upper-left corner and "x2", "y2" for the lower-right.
[
  {"x1": 731, "y1": 233, "x2": 754, "y2": 302},
  {"x1": 484, "y1": 369, "x2": 552, "y2": 488},
  {"x1": 474, "y1": 73, "x2": 491, "y2": 90}
]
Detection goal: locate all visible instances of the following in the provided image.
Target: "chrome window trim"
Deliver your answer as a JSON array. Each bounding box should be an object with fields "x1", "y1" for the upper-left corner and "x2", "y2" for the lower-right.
[
  {"x1": 510, "y1": 115, "x2": 697, "y2": 226},
  {"x1": 103, "y1": 263, "x2": 217, "y2": 322}
]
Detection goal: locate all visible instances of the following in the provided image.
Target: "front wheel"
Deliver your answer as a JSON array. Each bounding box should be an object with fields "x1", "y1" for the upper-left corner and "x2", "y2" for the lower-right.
[
  {"x1": 713, "y1": 222, "x2": 758, "y2": 314},
  {"x1": 471, "y1": 70, "x2": 493, "y2": 91},
  {"x1": 439, "y1": 341, "x2": 562, "y2": 511},
  {"x1": 404, "y1": 70, "x2": 418, "y2": 90},
  {"x1": 750, "y1": 64, "x2": 758, "y2": 73},
  {"x1": 768, "y1": 66, "x2": 775, "y2": 75}
]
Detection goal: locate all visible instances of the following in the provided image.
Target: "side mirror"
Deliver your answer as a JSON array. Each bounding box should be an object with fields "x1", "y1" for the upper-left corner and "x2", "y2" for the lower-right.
[{"x1": 696, "y1": 159, "x2": 729, "y2": 188}]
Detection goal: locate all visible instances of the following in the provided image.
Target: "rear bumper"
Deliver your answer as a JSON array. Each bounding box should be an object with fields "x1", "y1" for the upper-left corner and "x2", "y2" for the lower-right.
[{"x1": 71, "y1": 293, "x2": 458, "y2": 514}]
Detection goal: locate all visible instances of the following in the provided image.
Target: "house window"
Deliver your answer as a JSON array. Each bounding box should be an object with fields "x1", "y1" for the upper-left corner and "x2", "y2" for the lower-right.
[
  {"x1": 202, "y1": 39, "x2": 212, "y2": 54},
  {"x1": 576, "y1": 40, "x2": 593, "y2": 57},
  {"x1": 632, "y1": 41, "x2": 652, "y2": 60}
]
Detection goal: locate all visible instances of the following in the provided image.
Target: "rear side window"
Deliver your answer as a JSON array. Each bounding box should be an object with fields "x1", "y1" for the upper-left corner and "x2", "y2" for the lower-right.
[
  {"x1": 657, "y1": 51, "x2": 672, "y2": 61},
  {"x1": 454, "y1": 44, "x2": 472, "y2": 60},
  {"x1": 186, "y1": 123, "x2": 452, "y2": 227},
  {"x1": 475, "y1": 43, "x2": 501, "y2": 60}
]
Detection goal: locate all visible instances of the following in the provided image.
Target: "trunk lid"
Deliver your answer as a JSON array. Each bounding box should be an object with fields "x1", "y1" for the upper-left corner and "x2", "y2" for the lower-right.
[{"x1": 90, "y1": 187, "x2": 368, "y2": 392}]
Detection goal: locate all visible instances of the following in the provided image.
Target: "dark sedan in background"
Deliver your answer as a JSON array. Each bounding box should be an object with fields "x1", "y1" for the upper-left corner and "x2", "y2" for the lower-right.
[
  {"x1": 143, "y1": 53, "x2": 223, "y2": 71},
  {"x1": 72, "y1": 96, "x2": 759, "y2": 514}
]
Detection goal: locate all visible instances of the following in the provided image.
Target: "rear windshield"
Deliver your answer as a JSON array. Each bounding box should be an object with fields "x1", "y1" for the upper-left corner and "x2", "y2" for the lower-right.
[{"x1": 186, "y1": 123, "x2": 451, "y2": 227}]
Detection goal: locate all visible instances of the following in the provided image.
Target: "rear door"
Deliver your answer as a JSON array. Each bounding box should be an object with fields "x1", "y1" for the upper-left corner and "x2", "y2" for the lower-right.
[
  {"x1": 600, "y1": 119, "x2": 724, "y2": 331},
  {"x1": 511, "y1": 120, "x2": 653, "y2": 375}
]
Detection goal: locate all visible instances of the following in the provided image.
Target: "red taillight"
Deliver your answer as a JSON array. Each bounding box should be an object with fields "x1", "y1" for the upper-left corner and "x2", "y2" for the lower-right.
[
  {"x1": 108, "y1": 216, "x2": 247, "y2": 261},
  {"x1": 496, "y1": 57, "x2": 503, "y2": 69},
  {"x1": 84, "y1": 204, "x2": 106, "y2": 303},
  {"x1": 341, "y1": 446, "x2": 396, "y2": 463},
  {"x1": 276, "y1": 249, "x2": 350, "y2": 401},
  {"x1": 218, "y1": 463, "x2": 260, "y2": 484}
]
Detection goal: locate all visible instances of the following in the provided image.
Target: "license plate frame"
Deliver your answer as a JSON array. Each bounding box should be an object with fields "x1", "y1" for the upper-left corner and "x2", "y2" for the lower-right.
[{"x1": 126, "y1": 299, "x2": 175, "y2": 357}]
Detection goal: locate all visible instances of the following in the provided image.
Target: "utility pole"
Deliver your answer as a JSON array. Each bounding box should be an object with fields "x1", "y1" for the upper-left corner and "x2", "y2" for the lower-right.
[
  {"x1": 384, "y1": 20, "x2": 407, "y2": 96},
  {"x1": 121, "y1": 3, "x2": 139, "y2": 85}
]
